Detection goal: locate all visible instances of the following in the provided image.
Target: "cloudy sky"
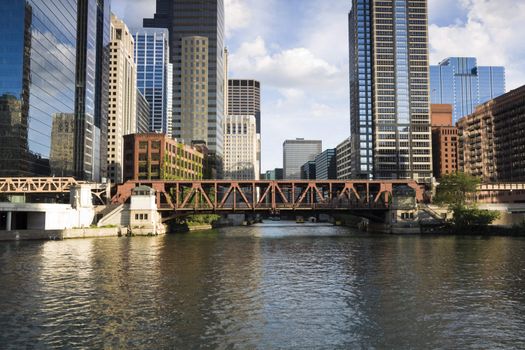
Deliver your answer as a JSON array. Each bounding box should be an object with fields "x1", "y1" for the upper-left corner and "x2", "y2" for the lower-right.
[{"x1": 112, "y1": 0, "x2": 525, "y2": 173}]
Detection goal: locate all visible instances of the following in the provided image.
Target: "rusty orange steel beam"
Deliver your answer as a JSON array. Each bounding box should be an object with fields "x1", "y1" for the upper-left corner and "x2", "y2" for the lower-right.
[
  {"x1": 112, "y1": 179, "x2": 423, "y2": 212},
  {"x1": 0, "y1": 177, "x2": 80, "y2": 193}
]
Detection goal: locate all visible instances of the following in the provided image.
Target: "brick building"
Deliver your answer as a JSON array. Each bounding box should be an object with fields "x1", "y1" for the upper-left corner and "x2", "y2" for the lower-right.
[
  {"x1": 431, "y1": 104, "x2": 458, "y2": 178},
  {"x1": 123, "y1": 133, "x2": 203, "y2": 181},
  {"x1": 457, "y1": 85, "x2": 525, "y2": 182}
]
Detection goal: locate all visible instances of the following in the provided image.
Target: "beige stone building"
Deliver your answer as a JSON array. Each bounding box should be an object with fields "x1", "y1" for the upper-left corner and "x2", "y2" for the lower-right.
[
  {"x1": 336, "y1": 137, "x2": 352, "y2": 179},
  {"x1": 108, "y1": 15, "x2": 137, "y2": 184},
  {"x1": 224, "y1": 115, "x2": 259, "y2": 180},
  {"x1": 180, "y1": 36, "x2": 209, "y2": 145}
]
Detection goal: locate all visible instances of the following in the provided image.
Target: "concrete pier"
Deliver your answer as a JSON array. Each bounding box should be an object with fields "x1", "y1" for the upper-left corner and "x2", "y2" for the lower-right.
[{"x1": 6, "y1": 212, "x2": 11, "y2": 231}]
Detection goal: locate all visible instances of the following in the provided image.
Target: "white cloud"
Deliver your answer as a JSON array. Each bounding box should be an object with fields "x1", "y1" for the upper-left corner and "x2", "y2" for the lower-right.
[
  {"x1": 225, "y1": 0, "x2": 252, "y2": 37},
  {"x1": 230, "y1": 36, "x2": 341, "y2": 89},
  {"x1": 430, "y1": 0, "x2": 525, "y2": 90},
  {"x1": 111, "y1": 0, "x2": 155, "y2": 29}
]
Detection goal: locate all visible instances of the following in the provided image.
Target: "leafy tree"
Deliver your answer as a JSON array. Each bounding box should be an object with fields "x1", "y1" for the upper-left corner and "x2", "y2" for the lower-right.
[
  {"x1": 434, "y1": 172, "x2": 480, "y2": 207},
  {"x1": 434, "y1": 172, "x2": 499, "y2": 231},
  {"x1": 452, "y1": 205, "x2": 500, "y2": 230}
]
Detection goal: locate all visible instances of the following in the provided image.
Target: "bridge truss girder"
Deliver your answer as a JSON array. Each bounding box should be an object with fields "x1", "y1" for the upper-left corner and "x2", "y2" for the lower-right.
[{"x1": 113, "y1": 180, "x2": 423, "y2": 212}]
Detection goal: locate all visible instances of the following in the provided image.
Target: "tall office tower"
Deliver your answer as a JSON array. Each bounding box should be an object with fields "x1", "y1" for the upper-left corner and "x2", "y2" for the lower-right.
[
  {"x1": 349, "y1": 0, "x2": 433, "y2": 182},
  {"x1": 108, "y1": 15, "x2": 137, "y2": 184},
  {"x1": 144, "y1": 0, "x2": 226, "y2": 178},
  {"x1": 0, "y1": 0, "x2": 109, "y2": 181},
  {"x1": 336, "y1": 137, "x2": 352, "y2": 179},
  {"x1": 283, "y1": 139, "x2": 322, "y2": 180},
  {"x1": 133, "y1": 28, "x2": 172, "y2": 135},
  {"x1": 223, "y1": 115, "x2": 259, "y2": 180},
  {"x1": 76, "y1": 0, "x2": 111, "y2": 181},
  {"x1": 228, "y1": 79, "x2": 261, "y2": 174},
  {"x1": 136, "y1": 90, "x2": 151, "y2": 133},
  {"x1": 430, "y1": 57, "x2": 506, "y2": 123}
]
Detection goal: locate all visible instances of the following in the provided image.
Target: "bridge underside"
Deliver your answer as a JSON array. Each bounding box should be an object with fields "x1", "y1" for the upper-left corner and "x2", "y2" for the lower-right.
[{"x1": 113, "y1": 180, "x2": 423, "y2": 213}]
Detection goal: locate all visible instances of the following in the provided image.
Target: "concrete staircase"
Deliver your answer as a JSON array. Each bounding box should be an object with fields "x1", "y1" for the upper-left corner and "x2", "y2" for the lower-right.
[{"x1": 96, "y1": 204, "x2": 130, "y2": 227}]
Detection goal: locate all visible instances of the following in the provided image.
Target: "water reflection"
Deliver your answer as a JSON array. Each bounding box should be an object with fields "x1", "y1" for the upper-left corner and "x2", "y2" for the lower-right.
[{"x1": 0, "y1": 227, "x2": 524, "y2": 348}]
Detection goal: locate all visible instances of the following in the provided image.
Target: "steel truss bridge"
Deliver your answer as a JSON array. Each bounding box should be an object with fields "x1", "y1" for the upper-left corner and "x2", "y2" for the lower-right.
[
  {"x1": 0, "y1": 177, "x2": 110, "y2": 205},
  {"x1": 112, "y1": 180, "x2": 424, "y2": 212}
]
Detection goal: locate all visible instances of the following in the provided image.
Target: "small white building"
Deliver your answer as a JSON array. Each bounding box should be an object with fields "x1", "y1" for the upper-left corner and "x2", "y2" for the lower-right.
[
  {"x1": 96, "y1": 185, "x2": 164, "y2": 235},
  {"x1": 224, "y1": 115, "x2": 259, "y2": 180},
  {"x1": 0, "y1": 184, "x2": 95, "y2": 231},
  {"x1": 129, "y1": 186, "x2": 161, "y2": 230}
]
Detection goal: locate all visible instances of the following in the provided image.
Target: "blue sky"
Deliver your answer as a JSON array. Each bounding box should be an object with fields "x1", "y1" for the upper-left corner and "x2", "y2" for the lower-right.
[{"x1": 112, "y1": 0, "x2": 525, "y2": 173}]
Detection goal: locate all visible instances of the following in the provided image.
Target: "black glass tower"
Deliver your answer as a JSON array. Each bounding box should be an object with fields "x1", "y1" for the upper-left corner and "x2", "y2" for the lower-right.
[
  {"x1": 145, "y1": 0, "x2": 226, "y2": 178},
  {"x1": 76, "y1": 0, "x2": 110, "y2": 181},
  {"x1": 0, "y1": 0, "x2": 109, "y2": 181}
]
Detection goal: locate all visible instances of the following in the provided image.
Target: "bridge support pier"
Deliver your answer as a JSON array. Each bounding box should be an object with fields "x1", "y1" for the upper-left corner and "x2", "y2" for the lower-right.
[{"x1": 6, "y1": 211, "x2": 12, "y2": 231}]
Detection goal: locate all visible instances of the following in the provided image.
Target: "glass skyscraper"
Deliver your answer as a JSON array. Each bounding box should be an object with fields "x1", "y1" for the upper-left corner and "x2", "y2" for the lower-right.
[
  {"x1": 349, "y1": 0, "x2": 433, "y2": 181},
  {"x1": 144, "y1": 0, "x2": 226, "y2": 178},
  {"x1": 430, "y1": 57, "x2": 505, "y2": 123},
  {"x1": 133, "y1": 28, "x2": 172, "y2": 135},
  {"x1": 0, "y1": 0, "x2": 109, "y2": 181},
  {"x1": 76, "y1": 0, "x2": 110, "y2": 181}
]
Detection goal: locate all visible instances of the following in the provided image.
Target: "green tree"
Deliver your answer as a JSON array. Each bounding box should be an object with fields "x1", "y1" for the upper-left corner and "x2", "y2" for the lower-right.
[
  {"x1": 434, "y1": 172, "x2": 499, "y2": 231},
  {"x1": 434, "y1": 172, "x2": 480, "y2": 207},
  {"x1": 452, "y1": 205, "x2": 500, "y2": 231}
]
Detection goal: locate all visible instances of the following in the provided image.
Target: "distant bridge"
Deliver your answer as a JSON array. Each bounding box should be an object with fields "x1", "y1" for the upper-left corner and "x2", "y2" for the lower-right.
[
  {"x1": 112, "y1": 180, "x2": 424, "y2": 213},
  {"x1": 0, "y1": 177, "x2": 109, "y2": 205}
]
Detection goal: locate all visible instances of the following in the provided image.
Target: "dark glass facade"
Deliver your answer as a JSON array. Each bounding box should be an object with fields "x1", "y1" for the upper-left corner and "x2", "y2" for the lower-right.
[
  {"x1": 144, "y1": 0, "x2": 226, "y2": 178},
  {"x1": 315, "y1": 148, "x2": 337, "y2": 180},
  {"x1": 349, "y1": 0, "x2": 373, "y2": 179},
  {"x1": 75, "y1": 0, "x2": 110, "y2": 181},
  {"x1": 0, "y1": 1, "x2": 78, "y2": 177},
  {"x1": 0, "y1": 0, "x2": 109, "y2": 181},
  {"x1": 300, "y1": 161, "x2": 316, "y2": 180}
]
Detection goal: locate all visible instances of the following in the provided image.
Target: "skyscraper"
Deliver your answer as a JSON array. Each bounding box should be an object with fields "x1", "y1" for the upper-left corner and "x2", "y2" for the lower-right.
[
  {"x1": 228, "y1": 79, "x2": 261, "y2": 176},
  {"x1": 144, "y1": 0, "x2": 226, "y2": 178},
  {"x1": 283, "y1": 139, "x2": 322, "y2": 180},
  {"x1": 107, "y1": 15, "x2": 137, "y2": 184},
  {"x1": 349, "y1": 0, "x2": 432, "y2": 182},
  {"x1": 133, "y1": 28, "x2": 172, "y2": 135},
  {"x1": 0, "y1": 0, "x2": 109, "y2": 181},
  {"x1": 76, "y1": 0, "x2": 111, "y2": 182},
  {"x1": 430, "y1": 57, "x2": 506, "y2": 123}
]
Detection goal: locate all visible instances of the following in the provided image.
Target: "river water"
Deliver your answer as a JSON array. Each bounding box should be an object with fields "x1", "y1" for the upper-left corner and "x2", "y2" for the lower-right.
[{"x1": 1, "y1": 223, "x2": 525, "y2": 349}]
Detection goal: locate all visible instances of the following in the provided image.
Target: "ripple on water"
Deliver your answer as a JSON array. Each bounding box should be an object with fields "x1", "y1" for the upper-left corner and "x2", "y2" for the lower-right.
[{"x1": 0, "y1": 228, "x2": 525, "y2": 348}]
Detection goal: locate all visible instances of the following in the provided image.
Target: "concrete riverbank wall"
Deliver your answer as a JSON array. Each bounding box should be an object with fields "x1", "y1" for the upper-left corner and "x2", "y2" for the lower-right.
[{"x1": 0, "y1": 226, "x2": 165, "y2": 241}]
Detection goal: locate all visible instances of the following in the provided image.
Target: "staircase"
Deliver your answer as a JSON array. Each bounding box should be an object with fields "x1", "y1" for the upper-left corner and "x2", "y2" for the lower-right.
[{"x1": 96, "y1": 204, "x2": 130, "y2": 227}]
